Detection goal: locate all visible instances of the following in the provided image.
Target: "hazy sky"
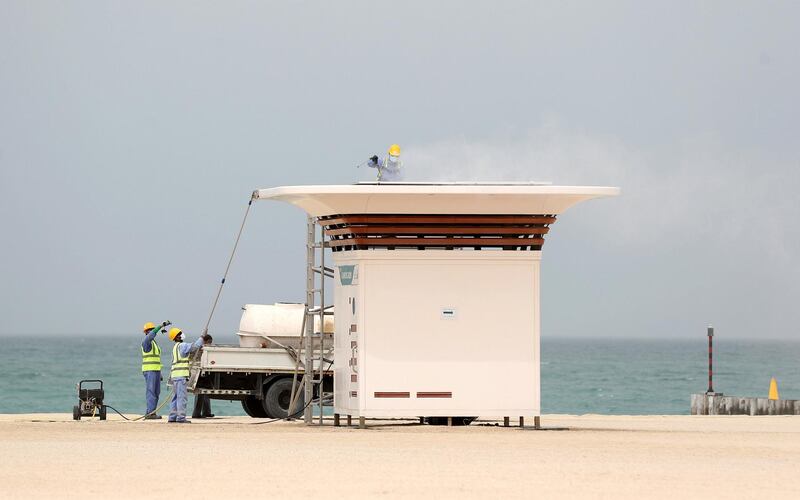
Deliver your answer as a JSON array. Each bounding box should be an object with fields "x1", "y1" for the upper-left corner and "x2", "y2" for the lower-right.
[{"x1": 1, "y1": 1, "x2": 798, "y2": 339}]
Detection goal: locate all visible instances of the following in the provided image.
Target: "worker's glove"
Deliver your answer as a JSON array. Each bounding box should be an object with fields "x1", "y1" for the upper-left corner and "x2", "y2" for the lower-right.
[
  {"x1": 162, "y1": 320, "x2": 171, "y2": 327},
  {"x1": 369, "y1": 155, "x2": 378, "y2": 164}
]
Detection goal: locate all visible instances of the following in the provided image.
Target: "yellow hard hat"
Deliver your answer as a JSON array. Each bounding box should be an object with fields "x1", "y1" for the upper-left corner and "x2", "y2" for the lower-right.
[
  {"x1": 387, "y1": 144, "x2": 401, "y2": 156},
  {"x1": 168, "y1": 328, "x2": 183, "y2": 341},
  {"x1": 142, "y1": 322, "x2": 155, "y2": 333}
]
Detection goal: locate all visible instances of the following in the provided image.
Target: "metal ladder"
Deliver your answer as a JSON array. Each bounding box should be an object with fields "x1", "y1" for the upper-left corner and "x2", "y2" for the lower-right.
[{"x1": 302, "y1": 216, "x2": 334, "y2": 424}]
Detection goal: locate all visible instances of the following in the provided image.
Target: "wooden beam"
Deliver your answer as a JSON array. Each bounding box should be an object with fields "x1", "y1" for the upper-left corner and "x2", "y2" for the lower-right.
[
  {"x1": 319, "y1": 215, "x2": 557, "y2": 226},
  {"x1": 325, "y1": 226, "x2": 550, "y2": 236},
  {"x1": 328, "y1": 236, "x2": 545, "y2": 248}
]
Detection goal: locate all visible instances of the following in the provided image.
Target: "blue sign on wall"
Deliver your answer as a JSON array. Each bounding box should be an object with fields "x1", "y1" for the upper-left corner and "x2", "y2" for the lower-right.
[{"x1": 338, "y1": 265, "x2": 358, "y2": 286}]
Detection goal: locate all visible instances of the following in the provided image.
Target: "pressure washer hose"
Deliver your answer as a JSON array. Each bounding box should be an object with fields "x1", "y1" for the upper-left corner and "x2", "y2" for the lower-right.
[
  {"x1": 103, "y1": 386, "x2": 175, "y2": 422},
  {"x1": 103, "y1": 388, "x2": 321, "y2": 425}
]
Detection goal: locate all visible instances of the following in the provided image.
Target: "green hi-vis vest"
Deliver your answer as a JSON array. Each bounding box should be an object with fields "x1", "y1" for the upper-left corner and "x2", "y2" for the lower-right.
[
  {"x1": 141, "y1": 340, "x2": 162, "y2": 372},
  {"x1": 171, "y1": 343, "x2": 190, "y2": 379}
]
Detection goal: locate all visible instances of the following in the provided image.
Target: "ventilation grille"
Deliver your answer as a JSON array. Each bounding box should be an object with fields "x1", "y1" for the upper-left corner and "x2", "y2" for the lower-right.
[
  {"x1": 374, "y1": 392, "x2": 411, "y2": 398},
  {"x1": 416, "y1": 392, "x2": 452, "y2": 399}
]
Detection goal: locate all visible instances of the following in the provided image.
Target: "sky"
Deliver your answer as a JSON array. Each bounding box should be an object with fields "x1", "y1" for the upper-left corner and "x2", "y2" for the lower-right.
[{"x1": 0, "y1": 1, "x2": 798, "y2": 339}]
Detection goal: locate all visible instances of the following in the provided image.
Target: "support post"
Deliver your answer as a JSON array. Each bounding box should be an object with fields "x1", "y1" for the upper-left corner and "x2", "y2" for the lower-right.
[
  {"x1": 503, "y1": 417, "x2": 510, "y2": 427},
  {"x1": 447, "y1": 417, "x2": 452, "y2": 427},
  {"x1": 347, "y1": 415, "x2": 352, "y2": 426},
  {"x1": 706, "y1": 325, "x2": 714, "y2": 394},
  {"x1": 333, "y1": 413, "x2": 340, "y2": 427},
  {"x1": 318, "y1": 229, "x2": 325, "y2": 426},
  {"x1": 534, "y1": 416, "x2": 541, "y2": 429},
  {"x1": 419, "y1": 417, "x2": 424, "y2": 425},
  {"x1": 358, "y1": 416, "x2": 366, "y2": 429},
  {"x1": 519, "y1": 416, "x2": 524, "y2": 427}
]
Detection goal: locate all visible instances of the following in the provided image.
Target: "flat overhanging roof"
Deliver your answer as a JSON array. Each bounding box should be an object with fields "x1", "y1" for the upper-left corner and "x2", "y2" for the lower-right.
[{"x1": 253, "y1": 183, "x2": 619, "y2": 217}]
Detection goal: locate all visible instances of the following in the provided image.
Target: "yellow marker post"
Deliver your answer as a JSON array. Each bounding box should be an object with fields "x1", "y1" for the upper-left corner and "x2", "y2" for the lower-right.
[{"x1": 768, "y1": 377, "x2": 779, "y2": 400}]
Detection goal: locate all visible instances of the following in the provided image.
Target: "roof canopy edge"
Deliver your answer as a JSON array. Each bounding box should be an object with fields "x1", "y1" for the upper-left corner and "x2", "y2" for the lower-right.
[{"x1": 254, "y1": 184, "x2": 619, "y2": 217}]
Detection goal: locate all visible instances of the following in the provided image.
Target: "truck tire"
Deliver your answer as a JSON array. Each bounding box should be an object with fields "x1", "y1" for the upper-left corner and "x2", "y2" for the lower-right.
[
  {"x1": 424, "y1": 416, "x2": 476, "y2": 426},
  {"x1": 73, "y1": 405, "x2": 81, "y2": 421},
  {"x1": 242, "y1": 396, "x2": 268, "y2": 418},
  {"x1": 99, "y1": 405, "x2": 107, "y2": 420},
  {"x1": 263, "y1": 377, "x2": 304, "y2": 419}
]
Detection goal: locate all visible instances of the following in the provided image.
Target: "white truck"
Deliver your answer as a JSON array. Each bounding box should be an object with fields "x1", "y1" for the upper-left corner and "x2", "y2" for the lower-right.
[{"x1": 188, "y1": 303, "x2": 334, "y2": 418}]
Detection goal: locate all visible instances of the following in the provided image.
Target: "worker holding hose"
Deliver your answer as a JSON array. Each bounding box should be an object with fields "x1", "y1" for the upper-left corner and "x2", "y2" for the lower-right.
[
  {"x1": 191, "y1": 334, "x2": 215, "y2": 419},
  {"x1": 141, "y1": 320, "x2": 170, "y2": 419},
  {"x1": 367, "y1": 144, "x2": 403, "y2": 181},
  {"x1": 167, "y1": 328, "x2": 209, "y2": 423}
]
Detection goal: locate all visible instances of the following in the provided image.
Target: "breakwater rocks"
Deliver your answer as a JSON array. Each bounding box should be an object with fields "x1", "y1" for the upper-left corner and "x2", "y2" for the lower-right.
[{"x1": 691, "y1": 393, "x2": 800, "y2": 415}]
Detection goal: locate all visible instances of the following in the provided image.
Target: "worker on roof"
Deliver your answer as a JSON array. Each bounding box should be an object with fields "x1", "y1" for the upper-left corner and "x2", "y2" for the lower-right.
[
  {"x1": 141, "y1": 320, "x2": 170, "y2": 419},
  {"x1": 191, "y1": 334, "x2": 215, "y2": 419},
  {"x1": 167, "y1": 327, "x2": 209, "y2": 423},
  {"x1": 367, "y1": 144, "x2": 403, "y2": 181}
]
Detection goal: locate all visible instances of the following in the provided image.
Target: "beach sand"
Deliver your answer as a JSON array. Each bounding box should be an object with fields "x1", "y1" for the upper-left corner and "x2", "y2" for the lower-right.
[{"x1": 1, "y1": 414, "x2": 798, "y2": 499}]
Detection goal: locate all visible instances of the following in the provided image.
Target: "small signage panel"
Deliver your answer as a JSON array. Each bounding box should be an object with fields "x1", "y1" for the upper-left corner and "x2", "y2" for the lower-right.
[{"x1": 338, "y1": 265, "x2": 358, "y2": 286}]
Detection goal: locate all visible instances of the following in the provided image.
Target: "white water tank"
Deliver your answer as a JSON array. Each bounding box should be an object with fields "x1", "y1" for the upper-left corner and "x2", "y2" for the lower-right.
[{"x1": 237, "y1": 303, "x2": 334, "y2": 348}]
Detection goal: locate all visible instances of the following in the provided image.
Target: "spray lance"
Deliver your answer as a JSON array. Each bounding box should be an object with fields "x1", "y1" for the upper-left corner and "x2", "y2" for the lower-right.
[
  {"x1": 159, "y1": 320, "x2": 172, "y2": 333},
  {"x1": 355, "y1": 155, "x2": 379, "y2": 169}
]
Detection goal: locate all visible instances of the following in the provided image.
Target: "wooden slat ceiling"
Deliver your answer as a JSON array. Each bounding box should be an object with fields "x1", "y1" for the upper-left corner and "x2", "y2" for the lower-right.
[{"x1": 319, "y1": 214, "x2": 555, "y2": 251}]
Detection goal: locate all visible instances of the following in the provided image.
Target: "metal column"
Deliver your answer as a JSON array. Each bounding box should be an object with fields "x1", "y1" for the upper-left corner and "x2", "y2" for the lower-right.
[{"x1": 317, "y1": 234, "x2": 326, "y2": 425}]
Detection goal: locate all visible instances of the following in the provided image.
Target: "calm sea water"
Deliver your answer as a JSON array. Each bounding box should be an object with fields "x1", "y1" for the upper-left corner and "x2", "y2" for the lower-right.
[{"x1": 1, "y1": 337, "x2": 797, "y2": 415}]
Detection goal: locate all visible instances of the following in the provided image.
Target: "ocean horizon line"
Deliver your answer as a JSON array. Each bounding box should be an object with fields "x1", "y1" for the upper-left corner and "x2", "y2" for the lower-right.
[{"x1": 0, "y1": 333, "x2": 797, "y2": 343}]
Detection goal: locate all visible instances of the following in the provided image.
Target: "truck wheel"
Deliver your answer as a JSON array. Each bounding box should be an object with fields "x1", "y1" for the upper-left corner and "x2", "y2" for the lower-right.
[
  {"x1": 99, "y1": 405, "x2": 107, "y2": 420},
  {"x1": 242, "y1": 396, "x2": 268, "y2": 418},
  {"x1": 73, "y1": 405, "x2": 81, "y2": 421},
  {"x1": 263, "y1": 378, "x2": 304, "y2": 419}
]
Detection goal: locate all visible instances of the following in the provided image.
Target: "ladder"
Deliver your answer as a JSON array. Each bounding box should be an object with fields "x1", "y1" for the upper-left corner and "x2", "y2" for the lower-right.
[{"x1": 294, "y1": 216, "x2": 334, "y2": 424}]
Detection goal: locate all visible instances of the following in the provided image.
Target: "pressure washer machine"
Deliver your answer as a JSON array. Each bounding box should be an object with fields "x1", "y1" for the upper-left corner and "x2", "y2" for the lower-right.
[{"x1": 73, "y1": 379, "x2": 107, "y2": 420}]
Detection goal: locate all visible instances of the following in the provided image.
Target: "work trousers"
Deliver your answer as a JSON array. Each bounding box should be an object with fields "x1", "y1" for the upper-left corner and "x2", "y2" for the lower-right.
[
  {"x1": 192, "y1": 395, "x2": 212, "y2": 418},
  {"x1": 169, "y1": 377, "x2": 188, "y2": 422},
  {"x1": 143, "y1": 371, "x2": 161, "y2": 415}
]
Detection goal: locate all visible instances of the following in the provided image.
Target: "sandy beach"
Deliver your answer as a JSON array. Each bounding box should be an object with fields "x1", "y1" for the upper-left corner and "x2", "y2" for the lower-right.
[{"x1": 1, "y1": 414, "x2": 798, "y2": 499}]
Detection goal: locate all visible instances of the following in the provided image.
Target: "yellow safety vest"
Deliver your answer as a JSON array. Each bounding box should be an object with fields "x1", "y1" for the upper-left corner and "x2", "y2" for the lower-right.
[
  {"x1": 171, "y1": 343, "x2": 190, "y2": 379},
  {"x1": 141, "y1": 340, "x2": 162, "y2": 372}
]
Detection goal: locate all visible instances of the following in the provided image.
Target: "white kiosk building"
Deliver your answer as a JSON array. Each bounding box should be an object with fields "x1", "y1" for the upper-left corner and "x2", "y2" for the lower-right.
[{"x1": 256, "y1": 183, "x2": 618, "y2": 427}]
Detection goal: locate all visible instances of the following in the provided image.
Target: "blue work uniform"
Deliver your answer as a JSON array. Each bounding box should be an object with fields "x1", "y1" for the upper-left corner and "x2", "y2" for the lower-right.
[
  {"x1": 168, "y1": 337, "x2": 204, "y2": 422},
  {"x1": 142, "y1": 325, "x2": 163, "y2": 414},
  {"x1": 368, "y1": 156, "x2": 403, "y2": 181}
]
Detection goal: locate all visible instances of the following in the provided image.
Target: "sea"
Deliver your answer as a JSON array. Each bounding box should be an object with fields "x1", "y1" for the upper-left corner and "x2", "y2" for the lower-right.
[{"x1": 1, "y1": 337, "x2": 798, "y2": 416}]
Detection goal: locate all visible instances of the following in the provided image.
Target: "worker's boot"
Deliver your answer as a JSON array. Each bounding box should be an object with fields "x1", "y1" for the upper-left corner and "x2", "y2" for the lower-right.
[{"x1": 144, "y1": 414, "x2": 162, "y2": 420}]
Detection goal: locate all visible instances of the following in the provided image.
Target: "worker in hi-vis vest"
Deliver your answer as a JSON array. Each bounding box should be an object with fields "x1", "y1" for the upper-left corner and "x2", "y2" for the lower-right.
[
  {"x1": 166, "y1": 327, "x2": 207, "y2": 423},
  {"x1": 141, "y1": 320, "x2": 170, "y2": 419},
  {"x1": 191, "y1": 334, "x2": 215, "y2": 419},
  {"x1": 367, "y1": 143, "x2": 403, "y2": 181}
]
